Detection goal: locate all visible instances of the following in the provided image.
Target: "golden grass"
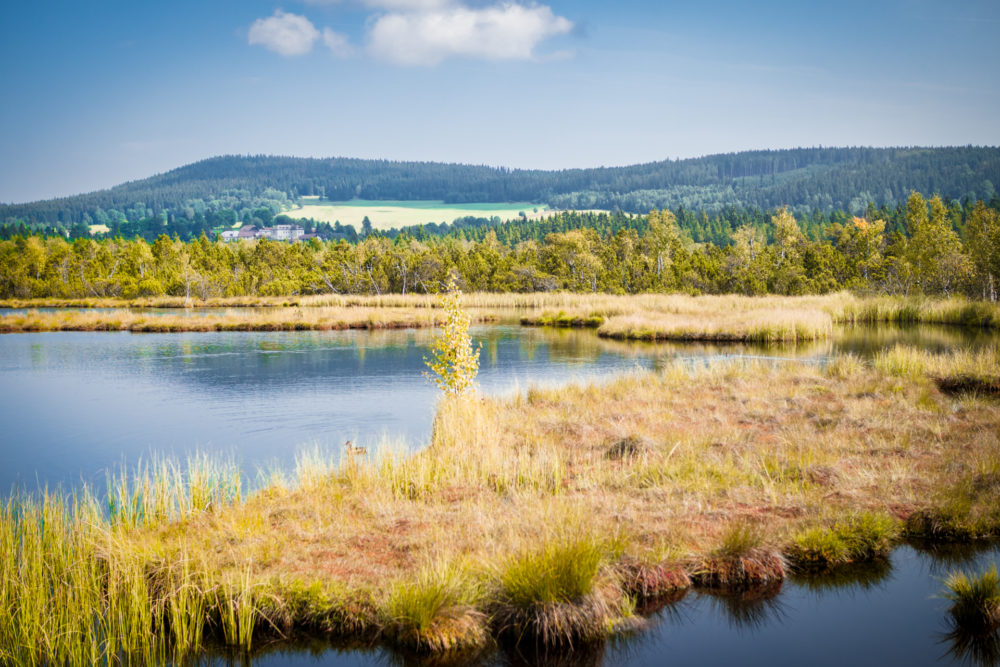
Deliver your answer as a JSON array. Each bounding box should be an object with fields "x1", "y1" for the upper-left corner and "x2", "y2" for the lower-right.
[
  {"x1": 0, "y1": 306, "x2": 497, "y2": 333},
  {"x1": 4, "y1": 346, "x2": 998, "y2": 661},
  {"x1": 3, "y1": 293, "x2": 998, "y2": 342},
  {"x1": 519, "y1": 293, "x2": 1000, "y2": 341}
]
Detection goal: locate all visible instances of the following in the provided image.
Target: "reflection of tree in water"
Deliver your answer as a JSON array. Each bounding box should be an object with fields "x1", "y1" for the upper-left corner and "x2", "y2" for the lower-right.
[
  {"x1": 789, "y1": 557, "x2": 892, "y2": 594},
  {"x1": 698, "y1": 580, "x2": 786, "y2": 632},
  {"x1": 940, "y1": 622, "x2": 1000, "y2": 667}
]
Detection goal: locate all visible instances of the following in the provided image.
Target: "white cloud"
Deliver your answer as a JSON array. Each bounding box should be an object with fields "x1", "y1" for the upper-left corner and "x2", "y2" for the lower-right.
[
  {"x1": 248, "y1": 10, "x2": 321, "y2": 56},
  {"x1": 368, "y1": 3, "x2": 573, "y2": 66},
  {"x1": 303, "y1": 0, "x2": 453, "y2": 8},
  {"x1": 362, "y1": 0, "x2": 453, "y2": 8},
  {"x1": 322, "y1": 28, "x2": 355, "y2": 57}
]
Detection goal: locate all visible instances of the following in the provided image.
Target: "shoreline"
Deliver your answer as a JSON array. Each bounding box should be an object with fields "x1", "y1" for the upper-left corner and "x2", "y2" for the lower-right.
[
  {"x1": 3, "y1": 347, "x2": 999, "y2": 662},
  {"x1": 2, "y1": 293, "x2": 998, "y2": 336}
]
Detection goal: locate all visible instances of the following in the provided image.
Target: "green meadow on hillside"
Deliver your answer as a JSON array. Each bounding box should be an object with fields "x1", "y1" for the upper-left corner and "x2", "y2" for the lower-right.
[{"x1": 279, "y1": 199, "x2": 562, "y2": 230}]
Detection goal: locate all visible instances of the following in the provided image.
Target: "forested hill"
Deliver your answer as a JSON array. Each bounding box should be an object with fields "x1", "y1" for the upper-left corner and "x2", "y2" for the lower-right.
[{"x1": 3, "y1": 146, "x2": 998, "y2": 227}]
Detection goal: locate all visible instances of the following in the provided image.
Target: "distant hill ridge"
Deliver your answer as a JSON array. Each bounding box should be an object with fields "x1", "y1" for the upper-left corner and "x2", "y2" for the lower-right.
[{"x1": 3, "y1": 146, "x2": 998, "y2": 225}]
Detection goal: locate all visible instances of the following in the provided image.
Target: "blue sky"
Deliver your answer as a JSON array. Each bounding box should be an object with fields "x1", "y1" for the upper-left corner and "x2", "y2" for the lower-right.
[{"x1": 1, "y1": 0, "x2": 998, "y2": 203}]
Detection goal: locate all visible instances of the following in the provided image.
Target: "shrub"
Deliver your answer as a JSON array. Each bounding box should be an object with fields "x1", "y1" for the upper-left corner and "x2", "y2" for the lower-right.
[{"x1": 424, "y1": 276, "x2": 481, "y2": 396}]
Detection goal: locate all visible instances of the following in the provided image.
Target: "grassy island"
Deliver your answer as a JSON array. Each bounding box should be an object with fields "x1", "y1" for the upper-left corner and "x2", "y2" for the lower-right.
[{"x1": 2, "y1": 344, "x2": 999, "y2": 664}]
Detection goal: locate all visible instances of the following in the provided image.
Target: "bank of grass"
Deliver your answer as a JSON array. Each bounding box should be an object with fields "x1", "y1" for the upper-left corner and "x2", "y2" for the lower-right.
[
  {"x1": 520, "y1": 293, "x2": 1000, "y2": 342},
  {"x1": 3, "y1": 292, "x2": 999, "y2": 339},
  {"x1": 0, "y1": 306, "x2": 497, "y2": 333},
  {"x1": 3, "y1": 345, "x2": 1000, "y2": 663}
]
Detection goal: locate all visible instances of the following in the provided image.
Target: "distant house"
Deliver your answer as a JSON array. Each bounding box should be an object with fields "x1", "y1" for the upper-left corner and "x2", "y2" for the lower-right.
[
  {"x1": 260, "y1": 224, "x2": 304, "y2": 241},
  {"x1": 220, "y1": 223, "x2": 307, "y2": 242},
  {"x1": 237, "y1": 225, "x2": 259, "y2": 240}
]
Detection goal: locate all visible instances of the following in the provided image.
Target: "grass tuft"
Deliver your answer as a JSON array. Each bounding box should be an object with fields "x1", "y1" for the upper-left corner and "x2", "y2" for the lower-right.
[
  {"x1": 490, "y1": 534, "x2": 631, "y2": 647},
  {"x1": 694, "y1": 523, "x2": 786, "y2": 588},
  {"x1": 942, "y1": 566, "x2": 1000, "y2": 633},
  {"x1": 789, "y1": 513, "x2": 899, "y2": 569},
  {"x1": 384, "y1": 564, "x2": 488, "y2": 653}
]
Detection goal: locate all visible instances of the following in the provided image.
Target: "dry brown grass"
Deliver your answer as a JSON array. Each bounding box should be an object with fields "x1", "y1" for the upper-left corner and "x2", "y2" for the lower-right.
[
  {"x1": 118, "y1": 348, "x2": 1000, "y2": 648},
  {"x1": 0, "y1": 306, "x2": 497, "y2": 333},
  {"x1": 3, "y1": 292, "x2": 996, "y2": 339}
]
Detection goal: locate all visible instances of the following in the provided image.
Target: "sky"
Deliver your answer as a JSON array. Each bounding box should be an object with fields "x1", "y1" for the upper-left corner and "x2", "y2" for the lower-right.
[{"x1": 1, "y1": 0, "x2": 998, "y2": 203}]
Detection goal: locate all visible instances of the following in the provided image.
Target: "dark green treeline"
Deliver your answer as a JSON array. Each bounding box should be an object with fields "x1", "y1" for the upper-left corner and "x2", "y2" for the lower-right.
[{"x1": 2, "y1": 194, "x2": 997, "y2": 301}]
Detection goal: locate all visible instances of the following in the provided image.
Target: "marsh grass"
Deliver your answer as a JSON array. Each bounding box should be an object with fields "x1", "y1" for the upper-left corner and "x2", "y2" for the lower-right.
[
  {"x1": 905, "y1": 459, "x2": 1000, "y2": 541},
  {"x1": 693, "y1": 523, "x2": 786, "y2": 588},
  {"x1": 789, "y1": 512, "x2": 898, "y2": 569},
  {"x1": 3, "y1": 346, "x2": 1000, "y2": 662},
  {"x1": 384, "y1": 564, "x2": 487, "y2": 653},
  {"x1": 106, "y1": 455, "x2": 241, "y2": 528},
  {"x1": 490, "y1": 533, "x2": 632, "y2": 647},
  {"x1": 0, "y1": 305, "x2": 488, "y2": 333},
  {"x1": 4, "y1": 293, "x2": 999, "y2": 339},
  {"x1": 942, "y1": 566, "x2": 1000, "y2": 632},
  {"x1": 838, "y1": 297, "x2": 1000, "y2": 328}
]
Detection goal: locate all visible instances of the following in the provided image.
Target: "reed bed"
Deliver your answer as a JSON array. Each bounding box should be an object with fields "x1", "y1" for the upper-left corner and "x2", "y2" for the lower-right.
[
  {"x1": 3, "y1": 293, "x2": 999, "y2": 339},
  {"x1": 596, "y1": 309, "x2": 833, "y2": 343},
  {"x1": 519, "y1": 293, "x2": 1000, "y2": 341},
  {"x1": 2, "y1": 346, "x2": 999, "y2": 662},
  {"x1": 0, "y1": 306, "x2": 496, "y2": 333},
  {"x1": 838, "y1": 296, "x2": 1000, "y2": 328}
]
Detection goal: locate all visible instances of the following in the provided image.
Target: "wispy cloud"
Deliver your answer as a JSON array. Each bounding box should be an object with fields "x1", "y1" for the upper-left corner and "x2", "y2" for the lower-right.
[
  {"x1": 322, "y1": 28, "x2": 355, "y2": 58},
  {"x1": 368, "y1": 3, "x2": 574, "y2": 66},
  {"x1": 248, "y1": 10, "x2": 321, "y2": 56},
  {"x1": 250, "y1": 1, "x2": 572, "y2": 66}
]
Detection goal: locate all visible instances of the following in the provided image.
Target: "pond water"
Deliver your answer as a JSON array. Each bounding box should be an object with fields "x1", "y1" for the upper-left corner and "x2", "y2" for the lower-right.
[{"x1": 1, "y1": 323, "x2": 997, "y2": 493}]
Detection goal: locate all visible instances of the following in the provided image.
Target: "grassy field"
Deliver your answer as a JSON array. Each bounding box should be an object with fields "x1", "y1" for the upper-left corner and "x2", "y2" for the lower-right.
[
  {"x1": 279, "y1": 199, "x2": 561, "y2": 230},
  {"x1": 2, "y1": 346, "x2": 999, "y2": 662}
]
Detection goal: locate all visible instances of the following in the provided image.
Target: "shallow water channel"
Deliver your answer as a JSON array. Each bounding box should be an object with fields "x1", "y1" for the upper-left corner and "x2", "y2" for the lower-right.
[{"x1": 1, "y1": 321, "x2": 998, "y2": 665}]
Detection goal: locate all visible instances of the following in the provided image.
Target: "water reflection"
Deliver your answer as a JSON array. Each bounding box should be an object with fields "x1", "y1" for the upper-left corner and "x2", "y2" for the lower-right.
[
  {"x1": 834, "y1": 322, "x2": 999, "y2": 356},
  {"x1": 941, "y1": 623, "x2": 1000, "y2": 667},
  {"x1": 695, "y1": 581, "x2": 787, "y2": 632},
  {"x1": 789, "y1": 558, "x2": 893, "y2": 593}
]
